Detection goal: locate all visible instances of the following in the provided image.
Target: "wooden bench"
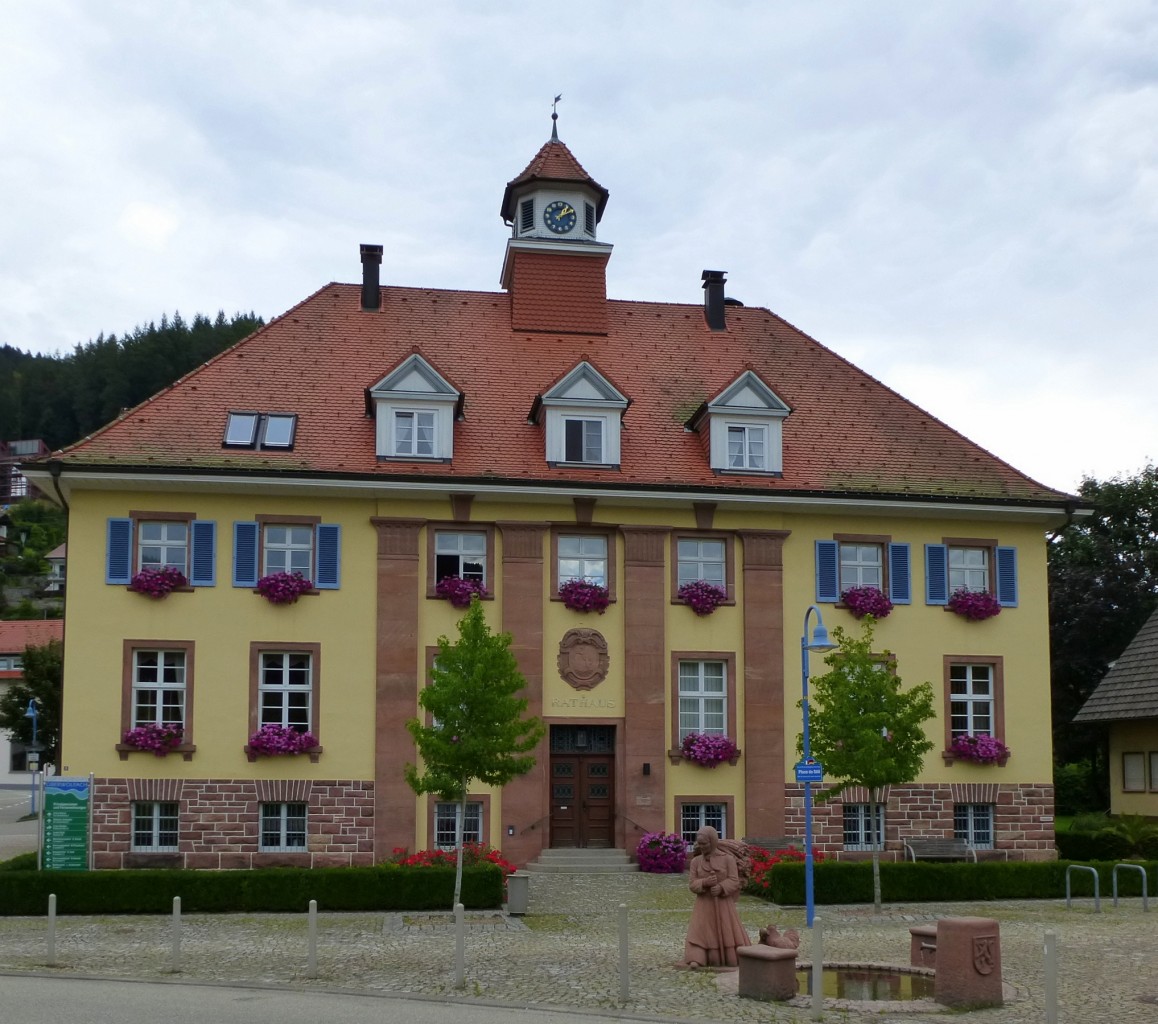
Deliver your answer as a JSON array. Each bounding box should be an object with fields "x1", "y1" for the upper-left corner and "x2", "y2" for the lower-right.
[
  {"x1": 742, "y1": 836, "x2": 803, "y2": 852},
  {"x1": 903, "y1": 837, "x2": 977, "y2": 862}
]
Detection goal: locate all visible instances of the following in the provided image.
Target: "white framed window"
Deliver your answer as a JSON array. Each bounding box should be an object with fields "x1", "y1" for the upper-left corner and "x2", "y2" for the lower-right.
[
  {"x1": 680, "y1": 803, "x2": 726, "y2": 846},
  {"x1": 840, "y1": 543, "x2": 882, "y2": 590},
  {"x1": 133, "y1": 650, "x2": 187, "y2": 729},
  {"x1": 727, "y1": 424, "x2": 766, "y2": 470},
  {"x1": 558, "y1": 535, "x2": 607, "y2": 587},
  {"x1": 133, "y1": 801, "x2": 179, "y2": 852},
  {"x1": 954, "y1": 804, "x2": 993, "y2": 848},
  {"x1": 393, "y1": 410, "x2": 436, "y2": 457},
  {"x1": 261, "y1": 414, "x2": 297, "y2": 449},
  {"x1": 678, "y1": 661, "x2": 726, "y2": 742},
  {"x1": 949, "y1": 546, "x2": 989, "y2": 593},
  {"x1": 435, "y1": 531, "x2": 486, "y2": 584},
  {"x1": 224, "y1": 412, "x2": 260, "y2": 446},
  {"x1": 677, "y1": 538, "x2": 726, "y2": 589},
  {"x1": 0, "y1": 655, "x2": 22, "y2": 671},
  {"x1": 224, "y1": 411, "x2": 297, "y2": 449},
  {"x1": 259, "y1": 652, "x2": 313, "y2": 731},
  {"x1": 138, "y1": 521, "x2": 189, "y2": 575},
  {"x1": 843, "y1": 803, "x2": 886, "y2": 851},
  {"x1": 435, "y1": 801, "x2": 482, "y2": 848},
  {"x1": 1123, "y1": 752, "x2": 1146, "y2": 792},
  {"x1": 263, "y1": 524, "x2": 314, "y2": 576},
  {"x1": 949, "y1": 663, "x2": 993, "y2": 738},
  {"x1": 563, "y1": 417, "x2": 605, "y2": 464},
  {"x1": 260, "y1": 802, "x2": 307, "y2": 852}
]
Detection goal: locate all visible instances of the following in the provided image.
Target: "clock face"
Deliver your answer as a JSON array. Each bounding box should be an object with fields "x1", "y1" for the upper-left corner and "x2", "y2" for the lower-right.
[{"x1": 543, "y1": 200, "x2": 577, "y2": 235}]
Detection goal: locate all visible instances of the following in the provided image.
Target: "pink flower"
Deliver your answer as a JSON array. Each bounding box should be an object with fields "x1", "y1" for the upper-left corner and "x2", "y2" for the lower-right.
[
  {"x1": 950, "y1": 733, "x2": 1010, "y2": 764},
  {"x1": 841, "y1": 585, "x2": 893, "y2": 620},
  {"x1": 558, "y1": 579, "x2": 610, "y2": 613},
  {"x1": 677, "y1": 580, "x2": 728, "y2": 615},
  {"x1": 122, "y1": 723, "x2": 183, "y2": 755},
  {"x1": 256, "y1": 572, "x2": 313, "y2": 604},
  {"x1": 947, "y1": 588, "x2": 1001, "y2": 621},
  {"x1": 128, "y1": 566, "x2": 188, "y2": 598},
  {"x1": 680, "y1": 732, "x2": 739, "y2": 766},
  {"x1": 435, "y1": 575, "x2": 488, "y2": 608},
  {"x1": 247, "y1": 724, "x2": 318, "y2": 756}
]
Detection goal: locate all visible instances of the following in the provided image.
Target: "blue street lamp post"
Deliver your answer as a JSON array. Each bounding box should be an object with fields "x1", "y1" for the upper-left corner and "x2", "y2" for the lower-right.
[
  {"x1": 800, "y1": 605, "x2": 837, "y2": 928},
  {"x1": 23, "y1": 699, "x2": 40, "y2": 815}
]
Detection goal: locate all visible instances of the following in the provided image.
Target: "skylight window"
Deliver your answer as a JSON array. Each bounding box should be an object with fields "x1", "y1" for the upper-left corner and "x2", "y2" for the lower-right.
[{"x1": 224, "y1": 411, "x2": 298, "y2": 450}]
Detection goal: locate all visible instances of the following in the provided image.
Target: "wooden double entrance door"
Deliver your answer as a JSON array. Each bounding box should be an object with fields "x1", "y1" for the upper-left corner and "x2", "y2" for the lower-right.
[{"x1": 549, "y1": 725, "x2": 615, "y2": 848}]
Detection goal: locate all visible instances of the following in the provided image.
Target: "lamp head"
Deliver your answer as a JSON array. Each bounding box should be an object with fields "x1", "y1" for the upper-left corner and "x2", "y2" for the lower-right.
[{"x1": 808, "y1": 621, "x2": 837, "y2": 652}]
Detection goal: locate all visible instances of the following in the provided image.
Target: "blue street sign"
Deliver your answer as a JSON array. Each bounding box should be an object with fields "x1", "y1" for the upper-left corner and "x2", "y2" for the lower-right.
[{"x1": 794, "y1": 759, "x2": 824, "y2": 783}]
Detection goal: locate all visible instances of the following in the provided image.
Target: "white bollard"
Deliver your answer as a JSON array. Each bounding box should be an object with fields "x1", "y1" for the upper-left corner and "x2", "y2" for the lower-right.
[
  {"x1": 307, "y1": 900, "x2": 318, "y2": 979},
  {"x1": 454, "y1": 902, "x2": 465, "y2": 990},
  {"x1": 811, "y1": 915, "x2": 823, "y2": 1019},
  {"x1": 47, "y1": 893, "x2": 56, "y2": 966},
  {"x1": 1044, "y1": 931, "x2": 1057, "y2": 1024},
  {"x1": 618, "y1": 902, "x2": 629, "y2": 1004},
  {"x1": 171, "y1": 896, "x2": 182, "y2": 972}
]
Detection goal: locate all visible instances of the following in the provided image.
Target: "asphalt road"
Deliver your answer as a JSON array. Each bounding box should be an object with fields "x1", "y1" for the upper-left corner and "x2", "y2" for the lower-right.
[
  {"x1": 2, "y1": 975, "x2": 654, "y2": 1024},
  {"x1": 0, "y1": 782, "x2": 38, "y2": 861}
]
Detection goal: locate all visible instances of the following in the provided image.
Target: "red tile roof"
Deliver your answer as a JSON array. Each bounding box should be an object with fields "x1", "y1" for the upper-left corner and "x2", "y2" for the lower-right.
[
  {"x1": 50, "y1": 275, "x2": 1073, "y2": 506},
  {"x1": 501, "y1": 138, "x2": 609, "y2": 222},
  {"x1": 0, "y1": 619, "x2": 63, "y2": 655}
]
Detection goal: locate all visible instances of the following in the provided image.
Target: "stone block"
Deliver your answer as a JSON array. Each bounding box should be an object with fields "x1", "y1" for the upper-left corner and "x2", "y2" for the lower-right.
[
  {"x1": 934, "y1": 917, "x2": 1002, "y2": 1008},
  {"x1": 909, "y1": 924, "x2": 937, "y2": 968},
  {"x1": 737, "y1": 944, "x2": 798, "y2": 1001}
]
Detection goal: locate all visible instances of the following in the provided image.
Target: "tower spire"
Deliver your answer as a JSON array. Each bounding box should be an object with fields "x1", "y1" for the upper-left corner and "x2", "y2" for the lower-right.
[{"x1": 551, "y1": 93, "x2": 562, "y2": 141}]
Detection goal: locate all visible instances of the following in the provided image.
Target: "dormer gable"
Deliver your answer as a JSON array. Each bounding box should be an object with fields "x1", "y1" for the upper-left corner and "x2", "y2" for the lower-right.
[
  {"x1": 687, "y1": 370, "x2": 790, "y2": 475},
  {"x1": 366, "y1": 353, "x2": 462, "y2": 461},
  {"x1": 530, "y1": 361, "x2": 629, "y2": 468}
]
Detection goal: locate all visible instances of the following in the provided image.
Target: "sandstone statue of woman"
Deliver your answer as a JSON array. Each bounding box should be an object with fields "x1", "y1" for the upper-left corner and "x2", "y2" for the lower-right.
[{"x1": 683, "y1": 826, "x2": 751, "y2": 967}]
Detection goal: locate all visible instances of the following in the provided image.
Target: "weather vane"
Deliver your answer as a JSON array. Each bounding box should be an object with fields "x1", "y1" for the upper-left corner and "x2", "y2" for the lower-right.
[{"x1": 551, "y1": 93, "x2": 562, "y2": 139}]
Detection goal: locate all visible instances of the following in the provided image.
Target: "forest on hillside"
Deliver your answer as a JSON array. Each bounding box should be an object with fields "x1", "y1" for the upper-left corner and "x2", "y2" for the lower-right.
[{"x1": 0, "y1": 311, "x2": 264, "y2": 451}]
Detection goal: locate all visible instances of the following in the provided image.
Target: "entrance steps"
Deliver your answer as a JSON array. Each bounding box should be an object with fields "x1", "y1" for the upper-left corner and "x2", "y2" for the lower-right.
[{"x1": 523, "y1": 848, "x2": 638, "y2": 874}]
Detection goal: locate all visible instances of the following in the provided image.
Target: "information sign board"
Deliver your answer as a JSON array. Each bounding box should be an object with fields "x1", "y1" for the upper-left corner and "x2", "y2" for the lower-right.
[
  {"x1": 794, "y1": 759, "x2": 824, "y2": 784},
  {"x1": 42, "y1": 778, "x2": 90, "y2": 871}
]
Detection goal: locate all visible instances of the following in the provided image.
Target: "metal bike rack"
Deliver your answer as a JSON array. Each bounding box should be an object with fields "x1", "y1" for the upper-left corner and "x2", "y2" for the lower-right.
[
  {"x1": 1065, "y1": 864, "x2": 1100, "y2": 912},
  {"x1": 1112, "y1": 863, "x2": 1149, "y2": 911}
]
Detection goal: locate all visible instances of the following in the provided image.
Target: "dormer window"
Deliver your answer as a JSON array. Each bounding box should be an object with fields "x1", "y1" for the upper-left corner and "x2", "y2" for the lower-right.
[
  {"x1": 532, "y1": 361, "x2": 629, "y2": 468},
  {"x1": 367, "y1": 354, "x2": 462, "y2": 462},
  {"x1": 687, "y1": 370, "x2": 790, "y2": 476}
]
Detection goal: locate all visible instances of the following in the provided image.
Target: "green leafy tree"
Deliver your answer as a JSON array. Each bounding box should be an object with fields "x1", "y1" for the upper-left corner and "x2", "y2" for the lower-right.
[
  {"x1": 1049, "y1": 465, "x2": 1158, "y2": 793},
  {"x1": 405, "y1": 599, "x2": 545, "y2": 906},
  {"x1": 0, "y1": 639, "x2": 63, "y2": 768},
  {"x1": 800, "y1": 619, "x2": 936, "y2": 912}
]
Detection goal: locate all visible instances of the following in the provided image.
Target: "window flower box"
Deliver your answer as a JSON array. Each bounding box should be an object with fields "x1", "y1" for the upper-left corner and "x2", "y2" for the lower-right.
[
  {"x1": 677, "y1": 580, "x2": 728, "y2": 616},
  {"x1": 128, "y1": 566, "x2": 188, "y2": 598},
  {"x1": 840, "y1": 585, "x2": 893, "y2": 620},
  {"x1": 635, "y1": 831, "x2": 688, "y2": 873},
  {"x1": 558, "y1": 578, "x2": 610, "y2": 614},
  {"x1": 435, "y1": 575, "x2": 488, "y2": 608},
  {"x1": 947, "y1": 588, "x2": 1001, "y2": 621},
  {"x1": 679, "y1": 732, "x2": 739, "y2": 767},
  {"x1": 948, "y1": 734, "x2": 1010, "y2": 765},
  {"x1": 245, "y1": 724, "x2": 320, "y2": 761},
  {"x1": 256, "y1": 572, "x2": 313, "y2": 604},
  {"x1": 120, "y1": 723, "x2": 184, "y2": 756}
]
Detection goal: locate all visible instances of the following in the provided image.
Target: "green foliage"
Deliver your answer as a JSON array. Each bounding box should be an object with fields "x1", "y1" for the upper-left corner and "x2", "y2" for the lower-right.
[
  {"x1": 1053, "y1": 760, "x2": 1104, "y2": 816},
  {"x1": 1049, "y1": 465, "x2": 1158, "y2": 768},
  {"x1": 1055, "y1": 815, "x2": 1158, "y2": 859},
  {"x1": 405, "y1": 599, "x2": 545, "y2": 801},
  {"x1": 0, "y1": 639, "x2": 62, "y2": 764},
  {"x1": 0, "y1": 863, "x2": 504, "y2": 915},
  {"x1": 0, "y1": 853, "x2": 37, "y2": 871},
  {"x1": 0, "y1": 311, "x2": 263, "y2": 450},
  {"x1": 802, "y1": 620, "x2": 936, "y2": 797},
  {"x1": 0, "y1": 499, "x2": 66, "y2": 576},
  {"x1": 755, "y1": 859, "x2": 1158, "y2": 905}
]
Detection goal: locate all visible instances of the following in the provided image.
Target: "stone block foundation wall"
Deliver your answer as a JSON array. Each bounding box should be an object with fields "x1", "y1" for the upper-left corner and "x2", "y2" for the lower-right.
[
  {"x1": 782, "y1": 782, "x2": 1056, "y2": 862},
  {"x1": 92, "y1": 778, "x2": 376, "y2": 869}
]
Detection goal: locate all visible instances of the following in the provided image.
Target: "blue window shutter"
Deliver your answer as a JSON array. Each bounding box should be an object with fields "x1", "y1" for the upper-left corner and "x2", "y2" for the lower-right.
[
  {"x1": 315, "y1": 524, "x2": 341, "y2": 590},
  {"x1": 189, "y1": 520, "x2": 216, "y2": 587},
  {"x1": 232, "y1": 522, "x2": 259, "y2": 588},
  {"x1": 925, "y1": 544, "x2": 948, "y2": 605},
  {"x1": 996, "y1": 546, "x2": 1018, "y2": 607},
  {"x1": 815, "y1": 540, "x2": 839, "y2": 603},
  {"x1": 106, "y1": 518, "x2": 133, "y2": 585},
  {"x1": 888, "y1": 543, "x2": 911, "y2": 604}
]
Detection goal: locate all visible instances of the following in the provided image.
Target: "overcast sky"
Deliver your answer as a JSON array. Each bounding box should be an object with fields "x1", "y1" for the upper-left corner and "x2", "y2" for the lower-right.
[{"x1": 2, "y1": 1, "x2": 1155, "y2": 494}]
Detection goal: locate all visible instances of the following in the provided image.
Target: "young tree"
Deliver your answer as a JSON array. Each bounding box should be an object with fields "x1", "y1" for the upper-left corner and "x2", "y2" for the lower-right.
[
  {"x1": 404, "y1": 599, "x2": 545, "y2": 907},
  {"x1": 0, "y1": 639, "x2": 63, "y2": 768},
  {"x1": 800, "y1": 619, "x2": 935, "y2": 912}
]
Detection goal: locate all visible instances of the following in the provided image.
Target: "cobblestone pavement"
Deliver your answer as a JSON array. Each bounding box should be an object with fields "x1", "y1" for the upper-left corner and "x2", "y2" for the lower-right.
[{"x1": 0, "y1": 871, "x2": 1154, "y2": 1023}]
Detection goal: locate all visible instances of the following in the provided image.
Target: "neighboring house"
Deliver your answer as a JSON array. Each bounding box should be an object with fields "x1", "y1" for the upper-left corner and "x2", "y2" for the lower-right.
[
  {"x1": 1074, "y1": 606, "x2": 1158, "y2": 816},
  {"x1": 42, "y1": 544, "x2": 66, "y2": 596},
  {"x1": 0, "y1": 619, "x2": 63, "y2": 783},
  {"x1": 1, "y1": 440, "x2": 49, "y2": 502},
  {"x1": 24, "y1": 122, "x2": 1083, "y2": 870}
]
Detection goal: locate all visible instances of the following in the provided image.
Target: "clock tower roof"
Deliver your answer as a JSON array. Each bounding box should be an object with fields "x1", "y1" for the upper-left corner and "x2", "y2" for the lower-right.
[{"x1": 501, "y1": 135, "x2": 609, "y2": 224}]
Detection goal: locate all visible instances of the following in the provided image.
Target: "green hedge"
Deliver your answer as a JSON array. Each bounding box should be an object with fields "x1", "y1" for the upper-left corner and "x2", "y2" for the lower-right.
[
  {"x1": 0, "y1": 864, "x2": 504, "y2": 915},
  {"x1": 760, "y1": 859, "x2": 1158, "y2": 905},
  {"x1": 1055, "y1": 829, "x2": 1158, "y2": 861}
]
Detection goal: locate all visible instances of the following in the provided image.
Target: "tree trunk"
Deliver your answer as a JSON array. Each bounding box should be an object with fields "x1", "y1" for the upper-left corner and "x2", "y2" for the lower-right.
[
  {"x1": 452, "y1": 784, "x2": 467, "y2": 909},
  {"x1": 870, "y1": 786, "x2": 883, "y2": 914}
]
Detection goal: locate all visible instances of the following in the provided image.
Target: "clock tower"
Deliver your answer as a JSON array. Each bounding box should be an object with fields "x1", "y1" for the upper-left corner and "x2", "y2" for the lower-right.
[{"x1": 500, "y1": 114, "x2": 612, "y2": 334}]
